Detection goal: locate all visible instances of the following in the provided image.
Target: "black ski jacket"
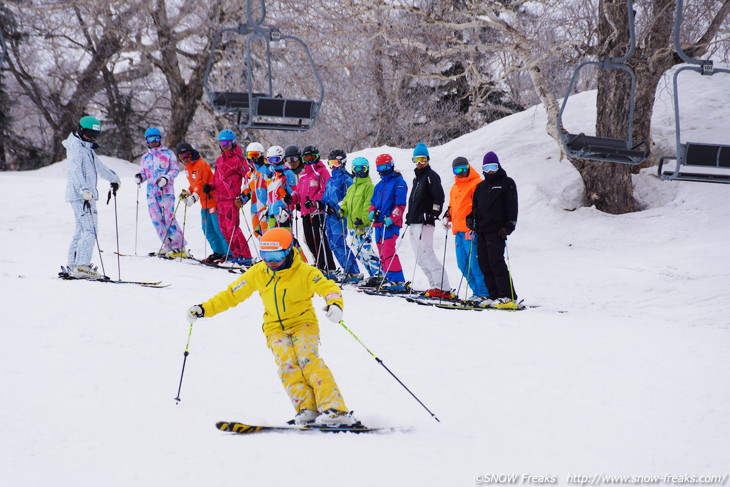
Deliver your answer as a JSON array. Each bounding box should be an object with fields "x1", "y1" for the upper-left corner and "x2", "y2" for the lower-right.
[
  {"x1": 468, "y1": 166, "x2": 518, "y2": 234},
  {"x1": 405, "y1": 165, "x2": 445, "y2": 225}
]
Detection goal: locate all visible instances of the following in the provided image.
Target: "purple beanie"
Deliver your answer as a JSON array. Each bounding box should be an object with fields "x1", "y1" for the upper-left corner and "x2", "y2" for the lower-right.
[{"x1": 483, "y1": 151, "x2": 500, "y2": 166}]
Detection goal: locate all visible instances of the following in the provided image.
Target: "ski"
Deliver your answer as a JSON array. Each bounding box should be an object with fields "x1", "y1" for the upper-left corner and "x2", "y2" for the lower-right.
[
  {"x1": 58, "y1": 267, "x2": 168, "y2": 288},
  {"x1": 404, "y1": 295, "x2": 532, "y2": 311},
  {"x1": 216, "y1": 421, "x2": 390, "y2": 434}
]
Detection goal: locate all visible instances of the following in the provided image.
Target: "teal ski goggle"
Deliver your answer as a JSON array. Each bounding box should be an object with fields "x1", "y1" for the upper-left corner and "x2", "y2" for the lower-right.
[
  {"x1": 453, "y1": 165, "x2": 469, "y2": 175},
  {"x1": 260, "y1": 249, "x2": 289, "y2": 263},
  {"x1": 146, "y1": 135, "x2": 161, "y2": 143},
  {"x1": 483, "y1": 163, "x2": 499, "y2": 173}
]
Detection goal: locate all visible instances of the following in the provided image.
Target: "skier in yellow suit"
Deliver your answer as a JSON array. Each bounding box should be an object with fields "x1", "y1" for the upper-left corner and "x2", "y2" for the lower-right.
[{"x1": 186, "y1": 227, "x2": 358, "y2": 427}]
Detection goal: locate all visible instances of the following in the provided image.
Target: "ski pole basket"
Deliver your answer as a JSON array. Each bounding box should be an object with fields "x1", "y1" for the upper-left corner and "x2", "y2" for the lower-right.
[
  {"x1": 658, "y1": 0, "x2": 730, "y2": 184},
  {"x1": 203, "y1": 1, "x2": 324, "y2": 132},
  {"x1": 556, "y1": 0, "x2": 648, "y2": 166}
]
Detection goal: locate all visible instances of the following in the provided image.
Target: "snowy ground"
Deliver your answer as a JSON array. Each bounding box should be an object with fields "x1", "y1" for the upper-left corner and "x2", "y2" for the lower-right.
[{"x1": 1, "y1": 68, "x2": 729, "y2": 486}]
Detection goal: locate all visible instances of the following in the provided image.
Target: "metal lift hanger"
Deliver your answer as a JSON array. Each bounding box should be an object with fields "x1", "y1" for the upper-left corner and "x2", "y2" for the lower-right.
[
  {"x1": 658, "y1": 0, "x2": 730, "y2": 183},
  {"x1": 203, "y1": 0, "x2": 324, "y2": 131},
  {"x1": 557, "y1": 0, "x2": 649, "y2": 165}
]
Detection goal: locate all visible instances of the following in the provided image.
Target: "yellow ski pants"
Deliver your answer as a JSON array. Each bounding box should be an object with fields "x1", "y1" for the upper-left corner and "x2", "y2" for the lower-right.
[{"x1": 266, "y1": 322, "x2": 348, "y2": 413}]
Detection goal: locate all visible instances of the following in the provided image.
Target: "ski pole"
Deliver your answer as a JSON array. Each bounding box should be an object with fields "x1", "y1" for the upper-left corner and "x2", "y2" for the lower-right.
[
  {"x1": 112, "y1": 186, "x2": 122, "y2": 280},
  {"x1": 438, "y1": 229, "x2": 449, "y2": 293},
  {"x1": 338, "y1": 319, "x2": 440, "y2": 423},
  {"x1": 409, "y1": 224, "x2": 423, "y2": 290},
  {"x1": 180, "y1": 202, "x2": 188, "y2": 262},
  {"x1": 505, "y1": 240, "x2": 516, "y2": 302},
  {"x1": 134, "y1": 183, "x2": 140, "y2": 255},
  {"x1": 86, "y1": 201, "x2": 108, "y2": 279},
  {"x1": 156, "y1": 197, "x2": 183, "y2": 255},
  {"x1": 174, "y1": 322, "x2": 194, "y2": 404}
]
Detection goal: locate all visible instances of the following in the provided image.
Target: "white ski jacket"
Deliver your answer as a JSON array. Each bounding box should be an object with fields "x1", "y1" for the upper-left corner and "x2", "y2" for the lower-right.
[{"x1": 63, "y1": 133, "x2": 120, "y2": 202}]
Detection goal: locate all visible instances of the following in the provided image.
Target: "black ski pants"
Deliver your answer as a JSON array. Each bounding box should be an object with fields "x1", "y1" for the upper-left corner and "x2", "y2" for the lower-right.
[
  {"x1": 302, "y1": 212, "x2": 337, "y2": 272},
  {"x1": 475, "y1": 231, "x2": 517, "y2": 300}
]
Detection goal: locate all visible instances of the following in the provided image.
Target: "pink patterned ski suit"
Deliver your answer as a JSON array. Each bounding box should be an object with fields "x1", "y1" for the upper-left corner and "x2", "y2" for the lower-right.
[
  {"x1": 138, "y1": 146, "x2": 185, "y2": 249},
  {"x1": 210, "y1": 145, "x2": 253, "y2": 258}
]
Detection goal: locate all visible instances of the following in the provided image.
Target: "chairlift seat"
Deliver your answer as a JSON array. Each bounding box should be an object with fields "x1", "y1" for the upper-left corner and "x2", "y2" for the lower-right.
[
  {"x1": 255, "y1": 97, "x2": 317, "y2": 120},
  {"x1": 564, "y1": 132, "x2": 649, "y2": 165},
  {"x1": 210, "y1": 91, "x2": 267, "y2": 111},
  {"x1": 659, "y1": 142, "x2": 730, "y2": 183}
]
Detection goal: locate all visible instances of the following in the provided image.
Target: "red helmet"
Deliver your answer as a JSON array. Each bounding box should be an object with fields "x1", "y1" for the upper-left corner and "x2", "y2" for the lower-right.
[{"x1": 375, "y1": 153, "x2": 393, "y2": 167}]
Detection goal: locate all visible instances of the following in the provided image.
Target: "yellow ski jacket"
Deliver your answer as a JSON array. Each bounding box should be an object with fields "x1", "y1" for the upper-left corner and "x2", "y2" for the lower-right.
[{"x1": 201, "y1": 249, "x2": 344, "y2": 336}]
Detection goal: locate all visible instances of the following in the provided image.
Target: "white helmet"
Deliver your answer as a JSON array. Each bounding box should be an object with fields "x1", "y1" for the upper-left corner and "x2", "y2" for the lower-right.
[
  {"x1": 266, "y1": 145, "x2": 285, "y2": 162},
  {"x1": 246, "y1": 142, "x2": 265, "y2": 155}
]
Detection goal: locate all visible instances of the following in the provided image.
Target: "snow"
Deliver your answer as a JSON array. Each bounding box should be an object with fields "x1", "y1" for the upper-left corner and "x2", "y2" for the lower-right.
[{"x1": 2, "y1": 68, "x2": 729, "y2": 486}]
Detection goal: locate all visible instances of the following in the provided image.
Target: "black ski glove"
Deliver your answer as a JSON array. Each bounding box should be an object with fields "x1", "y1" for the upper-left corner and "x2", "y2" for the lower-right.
[{"x1": 498, "y1": 227, "x2": 510, "y2": 240}]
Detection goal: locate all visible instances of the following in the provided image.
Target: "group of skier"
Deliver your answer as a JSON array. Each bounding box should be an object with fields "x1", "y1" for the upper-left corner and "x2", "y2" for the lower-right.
[
  {"x1": 64, "y1": 116, "x2": 519, "y2": 428},
  {"x1": 64, "y1": 117, "x2": 519, "y2": 309}
]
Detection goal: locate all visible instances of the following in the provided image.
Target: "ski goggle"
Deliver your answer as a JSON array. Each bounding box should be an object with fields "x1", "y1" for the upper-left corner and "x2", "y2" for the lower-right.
[
  {"x1": 328, "y1": 159, "x2": 344, "y2": 168},
  {"x1": 146, "y1": 135, "x2": 161, "y2": 144},
  {"x1": 82, "y1": 130, "x2": 100, "y2": 140},
  {"x1": 246, "y1": 150, "x2": 262, "y2": 159},
  {"x1": 352, "y1": 165, "x2": 368, "y2": 175},
  {"x1": 178, "y1": 152, "x2": 191, "y2": 160},
  {"x1": 260, "y1": 249, "x2": 289, "y2": 263},
  {"x1": 219, "y1": 140, "x2": 233, "y2": 147},
  {"x1": 453, "y1": 165, "x2": 469, "y2": 175},
  {"x1": 483, "y1": 163, "x2": 499, "y2": 173},
  {"x1": 412, "y1": 156, "x2": 429, "y2": 164},
  {"x1": 377, "y1": 163, "x2": 394, "y2": 173},
  {"x1": 302, "y1": 153, "x2": 319, "y2": 163},
  {"x1": 284, "y1": 155, "x2": 301, "y2": 164},
  {"x1": 267, "y1": 156, "x2": 283, "y2": 165}
]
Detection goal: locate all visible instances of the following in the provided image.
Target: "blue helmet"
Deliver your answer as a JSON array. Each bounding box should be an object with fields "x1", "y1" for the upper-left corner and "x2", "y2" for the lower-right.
[
  {"x1": 145, "y1": 127, "x2": 161, "y2": 138},
  {"x1": 352, "y1": 157, "x2": 369, "y2": 177},
  {"x1": 218, "y1": 129, "x2": 236, "y2": 142}
]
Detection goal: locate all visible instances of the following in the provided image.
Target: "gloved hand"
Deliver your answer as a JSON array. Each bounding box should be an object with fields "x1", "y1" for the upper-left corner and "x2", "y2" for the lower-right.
[
  {"x1": 323, "y1": 304, "x2": 343, "y2": 323},
  {"x1": 443, "y1": 216, "x2": 451, "y2": 230},
  {"x1": 82, "y1": 190, "x2": 93, "y2": 201},
  {"x1": 283, "y1": 194, "x2": 293, "y2": 205},
  {"x1": 498, "y1": 227, "x2": 510, "y2": 240},
  {"x1": 325, "y1": 204, "x2": 336, "y2": 215},
  {"x1": 235, "y1": 193, "x2": 250, "y2": 208},
  {"x1": 156, "y1": 176, "x2": 168, "y2": 188},
  {"x1": 384, "y1": 216, "x2": 393, "y2": 227},
  {"x1": 202, "y1": 183, "x2": 213, "y2": 195},
  {"x1": 368, "y1": 210, "x2": 376, "y2": 221},
  {"x1": 337, "y1": 208, "x2": 345, "y2": 218},
  {"x1": 180, "y1": 189, "x2": 190, "y2": 199},
  {"x1": 110, "y1": 182, "x2": 120, "y2": 193},
  {"x1": 275, "y1": 209, "x2": 290, "y2": 224},
  {"x1": 304, "y1": 199, "x2": 315, "y2": 209},
  {"x1": 134, "y1": 173, "x2": 144, "y2": 185},
  {"x1": 353, "y1": 218, "x2": 364, "y2": 227},
  {"x1": 465, "y1": 215, "x2": 475, "y2": 230},
  {"x1": 187, "y1": 304, "x2": 204, "y2": 323},
  {"x1": 184, "y1": 193, "x2": 199, "y2": 207}
]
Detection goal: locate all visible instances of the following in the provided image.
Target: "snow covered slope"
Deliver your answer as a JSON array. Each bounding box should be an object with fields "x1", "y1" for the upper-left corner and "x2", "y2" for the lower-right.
[{"x1": 1, "y1": 68, "x2": 728, "y2": 487}]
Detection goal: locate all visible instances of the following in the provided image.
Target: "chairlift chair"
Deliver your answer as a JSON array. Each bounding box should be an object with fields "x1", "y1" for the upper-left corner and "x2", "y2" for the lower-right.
[
  {"x1": 203, "y1": 0, "x2": 324, "y2": 132},
  {"x1": 557, "y1": 0, "x2": 649, "y2": 165},
  {"x1": 658, "y1": 0, "x2": 730, "y2": 184}
]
